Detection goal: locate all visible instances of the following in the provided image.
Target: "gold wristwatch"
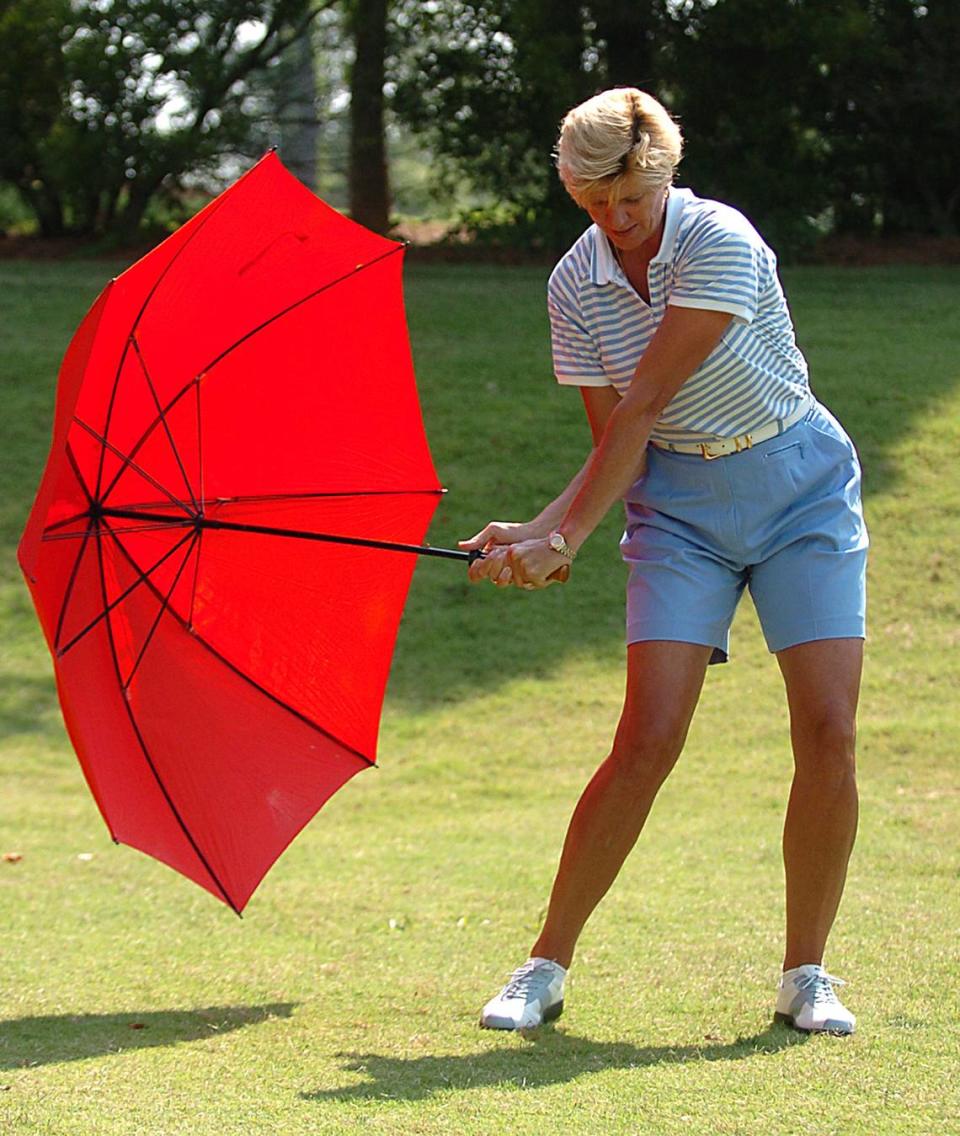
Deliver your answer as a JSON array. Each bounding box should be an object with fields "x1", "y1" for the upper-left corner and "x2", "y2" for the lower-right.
[{"x1": 548, "y1": 531, "x2": 577, "y2": 560}]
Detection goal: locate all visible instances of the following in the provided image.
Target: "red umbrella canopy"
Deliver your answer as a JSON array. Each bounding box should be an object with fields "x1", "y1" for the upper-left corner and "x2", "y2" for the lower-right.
[{"x1": 18, "y1": 153, "x2": 445, "y2": 913}]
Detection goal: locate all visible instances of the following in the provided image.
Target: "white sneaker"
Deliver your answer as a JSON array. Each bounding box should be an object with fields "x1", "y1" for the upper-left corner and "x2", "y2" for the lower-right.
[
  {"x1": 480, "y1": 957, "x2": 566, "y2": 1030},
  {"x1": 775, "y1": 964, "x2": 856, "y2": 1035}
]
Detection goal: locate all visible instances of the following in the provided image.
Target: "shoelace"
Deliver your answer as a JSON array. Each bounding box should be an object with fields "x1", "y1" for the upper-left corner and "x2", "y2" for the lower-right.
[
  {"x1": 796, "y1": 968, "x2": 846, "y2": 1006},
  {"x1": 502, "y1": 961, "x2": 550, "y2": 999}
]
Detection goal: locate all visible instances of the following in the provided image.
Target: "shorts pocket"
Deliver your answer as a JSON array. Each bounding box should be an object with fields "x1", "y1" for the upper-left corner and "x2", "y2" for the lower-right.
[{"x1": 763, "y1": 440, "x2": 804, "y2": 461}]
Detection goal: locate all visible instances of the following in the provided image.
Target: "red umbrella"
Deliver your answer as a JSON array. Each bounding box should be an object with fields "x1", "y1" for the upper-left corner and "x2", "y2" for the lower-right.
[{"x1": 18, "y1": 152, "x2": 469, "y2": 913}]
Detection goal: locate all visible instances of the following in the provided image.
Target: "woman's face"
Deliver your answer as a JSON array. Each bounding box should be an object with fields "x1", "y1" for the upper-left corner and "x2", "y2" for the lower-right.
[{"x1": 581, "y1": 175, "x2": 669, "y2": 255}]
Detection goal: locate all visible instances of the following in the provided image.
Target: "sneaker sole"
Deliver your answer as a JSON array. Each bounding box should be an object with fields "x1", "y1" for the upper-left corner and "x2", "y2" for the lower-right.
[
  {"x1": 479, "y1": 999, "x2": 564, "y2": 1030},
  {"x1": 773, "y1": 1011, "x2": 854, "y2": 1036}
]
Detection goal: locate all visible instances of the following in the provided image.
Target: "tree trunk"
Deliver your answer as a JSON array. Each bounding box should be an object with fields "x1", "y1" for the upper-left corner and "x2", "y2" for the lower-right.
[
  {"x1": 117, "y1": 175, "x2": 165, "y2": 240},
  {"x1": 20, "y1": 181, "x2": 66, "y2": 238},
  {"x1": 348, "y1": 0, "x2": 390, "y2": 233}
]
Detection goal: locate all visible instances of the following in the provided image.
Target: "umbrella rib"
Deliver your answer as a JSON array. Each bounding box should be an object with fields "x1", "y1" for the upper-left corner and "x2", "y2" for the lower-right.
[
  {"x1": 43, "y1": 509, "x2": 98, "y2": 537},
  {"x1": 99, "y1": 244, "x2": 407, "y2": 499},
  {"x1": 92, "y1": 524, "x2": 240, "y2": 914},
  {"x1": 196, "y1": 377, "x2": 205, "y2": 529},
  {"x1": 199, "y1": 489, "x2": 445, "y2": 505},
  {"x1": 104, "y1": 524, "x2": 377, "y2": 769},
  {"x1": 93, "y1": 336, "x2": 137, "y2": 505},
  {"x1": 109, "y1": 526, "x2": 201, "y2": 691},
  {"x1": 51, "y1": 442, "x2": 99, "y2": 652},
  {"x1": 57, "y1": 526, "x2": 196, "y2": 659},
  {"x1": 97, "y1": 379, "x2": 199, "y2": 509},
  {"x1": 130, "y1": 335, "x2": 200, "y2": 512},
  {"x1": 44, "y1": 521, "x2": 191, "y2": 542},
  {"x1": 187, "y1": 521, "x2": 204, "y2": 632},
  {"x1": 74, "y1": 417, "x2": 193, "y2": 517},
  {"x1": 185, "y1": 630, "x2": 376, "y2": 769},
  {"x1": 197, "y1": 243, "x2": 405, "y2": 379},
  {"x1": 65, "y1": 441, "x2": 96, "y2": 508},
  {"x1": 52, "y1": 525, "x2": 94, "y2": 654}
]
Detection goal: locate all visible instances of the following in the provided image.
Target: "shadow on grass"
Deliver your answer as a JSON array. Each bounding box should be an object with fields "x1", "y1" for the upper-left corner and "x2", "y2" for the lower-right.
[
  {"x1": 0, "y1": 1002, "x2": 295, "y2": 1070},
  {"x1": 301, "y1": 1022, "x2": 808, "y2": 1103}
]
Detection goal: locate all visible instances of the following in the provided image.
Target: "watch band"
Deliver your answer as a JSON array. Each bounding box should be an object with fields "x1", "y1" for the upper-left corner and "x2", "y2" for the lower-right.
[{"x1": 548, "y1": 531, "x2": 577, "y2": 560}]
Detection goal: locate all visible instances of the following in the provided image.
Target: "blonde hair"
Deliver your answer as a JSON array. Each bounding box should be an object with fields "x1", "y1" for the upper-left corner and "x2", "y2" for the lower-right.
[{"x1": 556, "y1": 88, "x2": 683, "y2": 205}]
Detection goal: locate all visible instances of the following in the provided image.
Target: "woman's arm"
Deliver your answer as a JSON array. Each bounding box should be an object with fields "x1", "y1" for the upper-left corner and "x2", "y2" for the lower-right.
[
  {"x1": 562, "y1": 306, "x2": 732, "y2": 547},
  {"x1": 459, "y1": 386, "x2": 621, "y2": 565},
  {"x1": 506, "y1": 305, "x2": 733, "y2": 587}
]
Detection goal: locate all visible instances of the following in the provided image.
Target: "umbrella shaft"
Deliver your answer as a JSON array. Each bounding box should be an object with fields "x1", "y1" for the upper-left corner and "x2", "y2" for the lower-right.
[{"x1": 97, "y1": 507, "x2": 474, "y2": 562}]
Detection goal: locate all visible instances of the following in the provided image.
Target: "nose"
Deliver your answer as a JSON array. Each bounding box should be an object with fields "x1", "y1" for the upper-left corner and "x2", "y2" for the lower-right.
[{"x1": 609, "y1": 203, "x2": 632, "y2": 230}]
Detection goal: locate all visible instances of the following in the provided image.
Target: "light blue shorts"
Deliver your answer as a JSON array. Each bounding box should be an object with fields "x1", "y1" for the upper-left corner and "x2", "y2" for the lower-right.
[{"x1": 620, "y1": 401, "x2": 868, "y2": 663}]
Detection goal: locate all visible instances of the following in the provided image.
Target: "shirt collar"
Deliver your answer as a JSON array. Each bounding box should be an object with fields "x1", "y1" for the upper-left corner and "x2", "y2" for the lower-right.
[{"x1": 588, "y1": 187, "x2": 690, "y2": 286}]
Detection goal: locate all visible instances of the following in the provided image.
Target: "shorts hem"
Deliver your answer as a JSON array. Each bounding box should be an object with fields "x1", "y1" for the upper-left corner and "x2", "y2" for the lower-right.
[
  {"x1": 764, "y1": 620, "x2": 866, "y2": 655},
  {"x1": 626, "y1": 621, "x2": 729, "y2": 665}
]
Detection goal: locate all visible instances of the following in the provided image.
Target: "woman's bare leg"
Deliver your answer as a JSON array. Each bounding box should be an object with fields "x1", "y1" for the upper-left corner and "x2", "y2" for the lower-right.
[
  {"x1": 776, "y1": 638, "x2": 862, "y2": 970},
  {"x1": 530, "y1": 640, "x2": 714, "y2": 969}
]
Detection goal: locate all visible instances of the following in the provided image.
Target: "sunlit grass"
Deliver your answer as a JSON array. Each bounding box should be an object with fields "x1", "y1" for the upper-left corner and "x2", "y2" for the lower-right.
[{"x1": 1, "y1": 258, "x2": 958, "y2": 1135}]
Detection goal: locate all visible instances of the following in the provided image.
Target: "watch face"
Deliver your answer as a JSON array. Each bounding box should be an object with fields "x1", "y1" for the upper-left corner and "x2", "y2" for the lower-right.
[{"x1": 549, "y1": 532, "x2": 564, "y2": 552}]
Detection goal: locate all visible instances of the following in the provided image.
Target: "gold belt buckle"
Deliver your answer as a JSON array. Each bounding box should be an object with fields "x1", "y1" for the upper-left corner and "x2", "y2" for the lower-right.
[{"x1": 698, "y1": 432, "x2": 754, "y2": 460}]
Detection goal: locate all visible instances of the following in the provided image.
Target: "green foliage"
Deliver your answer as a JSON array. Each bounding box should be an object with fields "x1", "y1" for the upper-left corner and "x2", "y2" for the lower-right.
[
  {"x1": 390, "y1": 0, "x2": 960, "y2": 256},
  {"x1": 674, "y1": 0, "x2": 960, "y2": 247},
  {"x1": 0, "y1": 185, "x2": 37, "y2": 233},
  {"x1": 390, "y1": 0, "x2": 599, "y2": 249},
  {"x1": 0, "y1": 0, "x2": 327, "y2": 238},
  {"x1": 2, "y1": 0, "x2": 957, "y2": 249},
  {"x1": 668, "y1": 0, "x2": 837, "y2": 258},
  {"x1": 823, "y1": 0, "x2": 960, "y2": 237}
]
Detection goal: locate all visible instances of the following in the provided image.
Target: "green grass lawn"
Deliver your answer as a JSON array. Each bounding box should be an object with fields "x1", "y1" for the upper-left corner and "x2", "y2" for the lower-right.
[{"x1": 1, "y1": 256, "x2": 959, "y2": 1135}]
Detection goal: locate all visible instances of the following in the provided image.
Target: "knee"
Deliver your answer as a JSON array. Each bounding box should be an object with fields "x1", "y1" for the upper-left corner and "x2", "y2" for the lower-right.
[
  {"x1": 608, "y1": 720, "x2": 686, "y2": 797},
  {"x1": 792, "y1": 708, "x2": 858, "y2": 785}
]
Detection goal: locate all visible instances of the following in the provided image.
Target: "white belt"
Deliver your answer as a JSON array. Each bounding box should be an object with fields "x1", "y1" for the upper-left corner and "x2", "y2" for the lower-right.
[{"x1": 651, "y1": 396, "x2": 813, "y2": 460}]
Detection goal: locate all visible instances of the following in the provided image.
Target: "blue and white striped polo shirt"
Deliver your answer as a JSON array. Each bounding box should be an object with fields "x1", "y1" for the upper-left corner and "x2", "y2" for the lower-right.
[{"x1": 547, "y1": 188, "x2": 810, "y2": 444}]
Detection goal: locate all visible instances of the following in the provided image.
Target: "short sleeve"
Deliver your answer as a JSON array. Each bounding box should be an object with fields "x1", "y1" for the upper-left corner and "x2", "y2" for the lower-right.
[
  {"x1": 547, "y1": 276, "x2": 612, "y2": 388},
  {"x1": 669, "y1": 214, "x2": 763, "y2": 325}
]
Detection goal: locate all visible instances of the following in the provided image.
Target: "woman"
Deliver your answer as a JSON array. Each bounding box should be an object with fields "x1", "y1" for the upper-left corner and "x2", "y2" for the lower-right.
[{"x1": 460, "y1": 88, "x2": 867, "y2": 1035}]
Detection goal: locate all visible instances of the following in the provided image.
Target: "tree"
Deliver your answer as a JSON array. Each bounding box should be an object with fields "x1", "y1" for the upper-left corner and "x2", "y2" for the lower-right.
[
  {"x1": 0, "y1": 0, "x2": 71, "y2": 235},
  {"x1": 823, "y1": 0, "x2": 960, "y2": 236},
  {"x1": 347, "y1": 0, "x2": 390, "y2": 232},
  {"x1": 667, "y1": 0, "x2": 848, "y2": 256},
  {"x1": 590, "y1": 0, "x2": 669, "y2": 89},
  {"x1": 390, "y1": 2, "x2": 683, "y2": 249},
  {"x1": 391, "y1": 0, "x2": 599, "y2": 249},
  {"x1": 0, "y1": 0, "x2": 333, "y2": 238}
]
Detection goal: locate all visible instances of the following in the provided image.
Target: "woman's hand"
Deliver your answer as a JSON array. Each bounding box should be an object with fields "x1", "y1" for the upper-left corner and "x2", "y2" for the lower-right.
[
  {"x1": 459, "y1": 524, "x2": 570, "y2": 588},
  {"x1": 504, "y1": 538, "x2": 572, "y2": 589},
  {"x1": 460, "y1": 520, "x2": 545, "y2": 587},
  {"x1": 458, "y1": 520, "x2": 545, "y2": 554}
]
